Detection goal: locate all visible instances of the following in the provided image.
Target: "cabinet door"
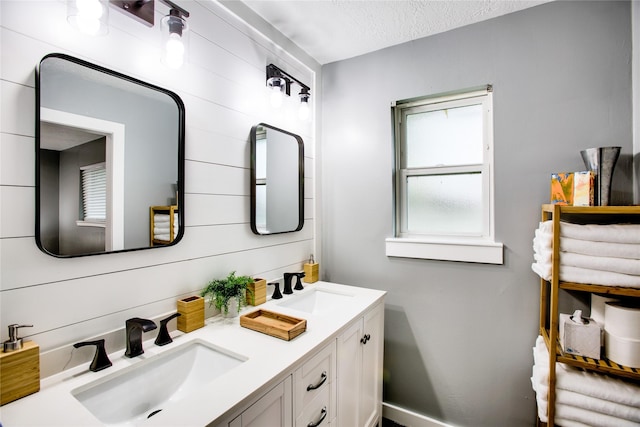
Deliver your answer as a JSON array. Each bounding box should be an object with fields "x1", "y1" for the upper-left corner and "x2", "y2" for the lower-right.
[
  {"x1": 360, "y1": 304, "x2": 384, "y2": 427},
  {"x1": 337, "y1": 318, "x2": 363, "y2": 427},
  {"x1": 229, "y1": 376, "x2": 292, "y2": 427}
]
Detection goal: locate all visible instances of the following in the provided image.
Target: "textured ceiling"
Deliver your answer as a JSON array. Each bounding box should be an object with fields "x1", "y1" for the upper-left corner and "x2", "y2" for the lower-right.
[{"x1": 242, "y1": 0, "x2": 551, "y2": 64}]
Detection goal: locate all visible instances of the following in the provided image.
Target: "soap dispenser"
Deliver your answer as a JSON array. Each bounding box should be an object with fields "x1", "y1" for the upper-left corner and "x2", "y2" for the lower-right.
[
  {"x1": 1, "y1": 324, "x2": 40, "y2": 405},
  {"x1": 303, "y1": 254, "x2": 319, "y2": 283}
]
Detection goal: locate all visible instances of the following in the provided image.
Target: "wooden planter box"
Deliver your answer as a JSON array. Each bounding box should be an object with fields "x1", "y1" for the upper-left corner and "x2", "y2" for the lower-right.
[
  {"x1": 177, "y1": 296, "x2": 205, "y2": 333},
  {"x1": 246, "y1": 278, "x2": 267, "y2": 306}
]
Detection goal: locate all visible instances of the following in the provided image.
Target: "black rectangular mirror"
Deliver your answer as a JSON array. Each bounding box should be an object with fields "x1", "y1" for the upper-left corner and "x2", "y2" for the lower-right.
[
  {"x1": 36, "y1": 53, "x2": 185, "y2": 257},
  {"x1": 250, "y1": 123, "x2": 304, "y2": 235}
]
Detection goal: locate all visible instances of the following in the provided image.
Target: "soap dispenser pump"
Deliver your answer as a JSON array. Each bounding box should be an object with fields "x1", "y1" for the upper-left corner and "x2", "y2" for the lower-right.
[{"x1": 3, "y1": 324, "x2": 33, "y2": 352}]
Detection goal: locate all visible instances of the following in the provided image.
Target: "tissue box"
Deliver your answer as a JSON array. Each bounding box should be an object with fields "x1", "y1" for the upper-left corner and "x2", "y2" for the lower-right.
[
  {"x1": 560, "y1": 313, "x2": 602, "y2": 359},
  {"x1": 550, "y1": 171, "x2": 594, "y2": 206}
]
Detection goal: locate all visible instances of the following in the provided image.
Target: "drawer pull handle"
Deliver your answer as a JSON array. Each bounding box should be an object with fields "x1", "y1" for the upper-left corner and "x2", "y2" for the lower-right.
[
  {"x1": 307, "y1": 406, "x2": 327, "y2": 427},
  {"x1": 306, "y1": 371, "x2": 328, "y2": 391},
  {"x1": 360, "y1": 334, "x2": 371, "y2": 344}
]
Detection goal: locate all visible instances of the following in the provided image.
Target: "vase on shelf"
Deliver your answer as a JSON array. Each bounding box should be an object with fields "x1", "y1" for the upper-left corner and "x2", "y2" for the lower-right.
[{"x1": 580, "y1": 146, "x2": 621, "y2": 206}]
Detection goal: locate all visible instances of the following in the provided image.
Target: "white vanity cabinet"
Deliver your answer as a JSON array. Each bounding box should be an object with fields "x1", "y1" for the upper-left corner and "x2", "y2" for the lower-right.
[
  {"x1": 294, "y1": 341, "x2": 336, "y2": 426},
  {"x1": 337, "y1": 302, "x2": 384, "y2": 427},
  {"x1": 227, "y1": 377, "x2": 293, "y2": 427},
  {"x1": 0, "y1": 282, "x2": 385, "y2": 427},
  {"x1": 217, "y1": 302, "x2": 384, "y2": 427}
]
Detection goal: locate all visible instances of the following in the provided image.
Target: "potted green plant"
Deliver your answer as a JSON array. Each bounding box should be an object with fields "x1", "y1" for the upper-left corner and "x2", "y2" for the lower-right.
[{"x1": 201, "y1": 271, "x2": 254, "y2": 317}]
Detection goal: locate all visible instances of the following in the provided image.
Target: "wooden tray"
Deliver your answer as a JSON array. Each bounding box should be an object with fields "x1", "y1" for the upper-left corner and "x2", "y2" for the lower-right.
[{"x1": 240, "y1": 309, "x2": 306, "y2": 341}]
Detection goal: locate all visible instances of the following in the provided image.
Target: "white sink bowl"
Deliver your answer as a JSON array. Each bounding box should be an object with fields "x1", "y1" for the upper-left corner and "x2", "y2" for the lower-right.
[
  {"x1": 72, "y1": 340, "x2": 246, "y2": 426},
  {"x1": 277, "y1": 288, "x2": 353, "y2": 314}
]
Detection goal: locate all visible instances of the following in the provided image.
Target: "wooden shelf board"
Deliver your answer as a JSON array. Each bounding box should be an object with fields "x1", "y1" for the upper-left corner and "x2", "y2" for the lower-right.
[
  {"x1": 540, "y1": 326, "x2": 640, "y2": 381},
  {"x1": 559, "y1": 282, "x2": 640, "y2": 297},
  {"x1": 541, "y1": 204, "x2": 640, "y2": 215}
]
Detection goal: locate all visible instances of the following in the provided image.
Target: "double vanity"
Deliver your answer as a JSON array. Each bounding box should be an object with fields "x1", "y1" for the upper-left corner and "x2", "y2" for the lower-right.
[{"x1": 1, "y1": 282, "x2": 385, "y2": 427}]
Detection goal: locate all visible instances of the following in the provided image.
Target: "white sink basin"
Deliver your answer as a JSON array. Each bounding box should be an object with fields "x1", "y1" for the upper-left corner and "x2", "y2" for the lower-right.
[
  {"x1": 72, "y1": 340, "x2": 246, "y2": 426},
  {"x1": 277, "y1": 288, "x2": 353, "y2": 314}
]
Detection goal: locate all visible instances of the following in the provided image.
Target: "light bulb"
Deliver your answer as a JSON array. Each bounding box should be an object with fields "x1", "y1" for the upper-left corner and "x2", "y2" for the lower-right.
[
  {"x1": 270, "y1": 85, "x2": 283, "y2": 108},
  {"x1": 76, "y1": 0, "x2": 103, "y2": 18},
  {"x1": 164, "y1": 32, "x2": 185, "y2": 69},
  {"x1": 68, "y1": 0, "x2": 107, "y2": 36},
  {"x1": 298, "y1": 101, "x2": 310, "y2": 121}
]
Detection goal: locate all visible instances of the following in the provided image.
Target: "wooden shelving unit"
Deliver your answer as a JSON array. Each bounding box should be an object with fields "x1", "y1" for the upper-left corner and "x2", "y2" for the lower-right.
[
  {"x1": 150, "y1": 205, "x2": 179, "y2": 246},
  {"x1": 538, "y1": 204, "x2": 640, "y2": 426}
]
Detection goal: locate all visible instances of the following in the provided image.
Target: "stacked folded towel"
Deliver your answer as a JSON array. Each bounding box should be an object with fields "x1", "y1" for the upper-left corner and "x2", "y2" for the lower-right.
[
  {"x1": 153, "y1": 213, "x2": 179, "y2": 242},
  {"x1": 531, "y1": 336, "x2": 640, "y2": 426},
  {"x1": 532, "y1": 220, "x2": 640, "y2": 288}
]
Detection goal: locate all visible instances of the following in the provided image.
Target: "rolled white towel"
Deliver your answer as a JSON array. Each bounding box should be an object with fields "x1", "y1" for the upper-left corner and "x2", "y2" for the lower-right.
[
  {"x1": 154, "y1": 234, "x2": 172, "y2": 241},
  {"x1": 534, "y1": 227, "x2": 640, "y2": 260},
  {"x1": 561, "y1": 252, "x2": 640, "y2": 276},
  {"x1": 153, "y1": 213, "x2": 178, "y2": 223},
  {"x1": 561, "y1": 237, "x2": 640, "y2": 260},
  {"x1": 532, "y1": 262, "x2": 552, "y2": 281},
  {"x1": 153, "y1": 226, "x2": 177, "y2": 234},
  {"x1": 534, "y1": 392, "x2": 639, "y2": 427},
  {"x1": 533, "y1": 365, "x2": 640, "y2": 422},
  {"x1": 559, "y1": 266, "x2": 640, "y2": 288},
  {"x1": 539, "y1": 220, "x2": 640, "y2": 244}
]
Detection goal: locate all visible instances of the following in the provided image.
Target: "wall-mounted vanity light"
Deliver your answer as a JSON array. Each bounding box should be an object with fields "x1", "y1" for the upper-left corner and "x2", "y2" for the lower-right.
[
  {"x1": 266, "y1": 64, "x2": 311, "y2": 120},
  {"x1": 111, "y1": 0, "x2": 155, "y2": 26},
  {"x1": 67, "y1": 0, "x2": 110, "y2": 36},
  {"x1": 159, "y1": 0, "x2": 190, "y2": 69},
  {"x1": 68, "y1": 0, "x2": 190, "y2": 69}
]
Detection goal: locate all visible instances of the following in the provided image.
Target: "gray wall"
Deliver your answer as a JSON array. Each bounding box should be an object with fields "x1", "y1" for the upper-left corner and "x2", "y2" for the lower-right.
[{"x1": 321, "y1": 1, "x2": 633, "y2": 425}]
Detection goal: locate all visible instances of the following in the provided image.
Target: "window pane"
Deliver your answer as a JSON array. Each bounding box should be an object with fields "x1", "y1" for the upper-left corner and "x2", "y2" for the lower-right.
[
  {"x1": 406, "y1": 104, "x2": 483, "y2": 168},
  {"x1": 406, "y1": 173, "x2": 483, "y2": 235},
  {"x1": 81, "y1": 164, "x2": 106, "y2": 221}
]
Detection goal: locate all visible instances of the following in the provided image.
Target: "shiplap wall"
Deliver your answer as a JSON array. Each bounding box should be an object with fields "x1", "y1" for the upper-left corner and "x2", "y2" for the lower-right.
[{"x1": 0, "y1": 0, "x2": 317, "y2": 376}]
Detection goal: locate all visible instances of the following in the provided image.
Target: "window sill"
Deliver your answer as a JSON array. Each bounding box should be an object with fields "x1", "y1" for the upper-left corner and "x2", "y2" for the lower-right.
[{"x1": 385, "y1": 237, "x2": 503, "y2": 264}]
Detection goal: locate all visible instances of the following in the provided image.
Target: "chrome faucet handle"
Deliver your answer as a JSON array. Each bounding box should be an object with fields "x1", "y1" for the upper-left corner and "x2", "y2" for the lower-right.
[
  {"x1": 155, "y1": 313, "x2": 181, "y2": 346},
  {"x1": 74, "y1": 339, "x2": 112, "y2": 372}
]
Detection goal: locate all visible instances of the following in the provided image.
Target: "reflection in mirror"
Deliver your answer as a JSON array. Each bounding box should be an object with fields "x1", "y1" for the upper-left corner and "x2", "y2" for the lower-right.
[
  {"x1": 36, "y1": 53, "x2": 185, "y2": 257},
  {"x1": 250, "y1": 123, "x2": 304, "y2": 235}
]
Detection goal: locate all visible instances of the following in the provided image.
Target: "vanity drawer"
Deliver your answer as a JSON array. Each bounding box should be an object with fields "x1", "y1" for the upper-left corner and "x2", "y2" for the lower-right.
[
  {"x1": 295, "y1": 340, "x2": 336, "y2": 411},
  {"x1": 296, "y1": 386, "x2": 332, "y2": 427}
]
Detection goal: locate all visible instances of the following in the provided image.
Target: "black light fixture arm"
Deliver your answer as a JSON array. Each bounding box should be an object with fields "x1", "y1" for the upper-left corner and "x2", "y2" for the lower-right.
[
  {"x1": 159, "y1": 0, "x2": 190, "y2": 18},
  {"x1": 266, "y1": 64, "x2": 310, "y2": 97}
]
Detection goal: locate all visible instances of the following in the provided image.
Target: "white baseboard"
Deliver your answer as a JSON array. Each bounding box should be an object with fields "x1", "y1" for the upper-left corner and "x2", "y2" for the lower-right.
[{"x1": 382, "y1": 402, "x2": 455, "y2": 427}]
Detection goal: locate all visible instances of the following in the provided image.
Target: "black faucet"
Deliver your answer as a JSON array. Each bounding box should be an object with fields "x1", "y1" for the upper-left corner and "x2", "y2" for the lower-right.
[
  {"x1": 155, "y1": 313, "x2": 181, "y2": 346},
  {"x1": 284, "y1": 272, "x2": 305, "y2": 293},
  {"x1": 283, "y1": 273, "x2": 294, "y2": 294},
  {"x1": 125, "y1": 318, "x2": 157, "y2": 358},
  {"x1": 74, "y1": 339, "x2": 112, "y2": 372}
]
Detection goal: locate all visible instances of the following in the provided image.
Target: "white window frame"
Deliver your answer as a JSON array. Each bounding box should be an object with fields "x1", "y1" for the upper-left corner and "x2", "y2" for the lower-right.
[{"x1": 386, "y1": 86, "x2": 503, "y2": 264}]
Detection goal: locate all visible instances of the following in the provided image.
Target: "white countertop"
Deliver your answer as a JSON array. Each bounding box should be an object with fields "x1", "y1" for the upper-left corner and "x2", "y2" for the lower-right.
[{"x1": 0, "y1": 281, "x2": 385, "y2": 426}]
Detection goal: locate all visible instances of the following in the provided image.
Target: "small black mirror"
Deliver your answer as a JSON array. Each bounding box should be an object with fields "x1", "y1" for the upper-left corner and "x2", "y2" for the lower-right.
[{"x1": 250, "y1": 123, "x2": 304, "y2": 235}]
